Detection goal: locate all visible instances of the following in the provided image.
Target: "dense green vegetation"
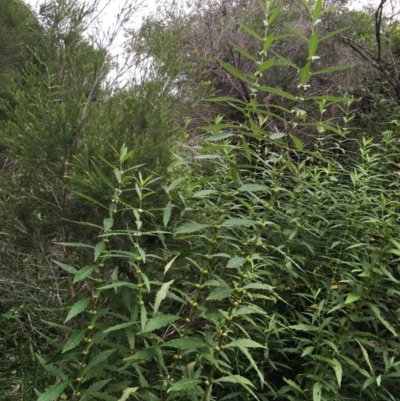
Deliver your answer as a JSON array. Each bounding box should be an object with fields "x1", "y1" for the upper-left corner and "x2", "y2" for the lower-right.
[{"x1": 1, "y1": 0, "x2": 400, "y2": 400}]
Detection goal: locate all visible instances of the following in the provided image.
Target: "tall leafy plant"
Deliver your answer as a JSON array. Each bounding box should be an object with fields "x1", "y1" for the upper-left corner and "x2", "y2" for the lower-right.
[{"x1": 37, "y1": 1, "x2": 400, "y2": 401}]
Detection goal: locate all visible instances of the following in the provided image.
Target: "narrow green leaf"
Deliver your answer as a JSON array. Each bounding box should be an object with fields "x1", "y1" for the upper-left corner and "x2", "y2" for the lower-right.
[
  {"x1": 369, "y1": 303, "x2": 397, "y2": 336},
  {"x1": 313, "y1": 382, "x2": 322, "y2": 401},
  {"x1": 226, "y1": 339, "x2": 265, "y2": 349},
  {"x1": 167, "y1": 378, "x2": 202, "y2": 393},
  {"x1": 163, "y1": 201, "x2": 172, "y2": 228},
  {"x1": 164, "y1": 255, "x2": 178, "y2": 276},
  {"x1": 358, "y1": 341, "x2": 373, "y2": 374},
  {"x1": 71, "y1": 190, "x2": 108, "y2": 209},
  {"x1": 283, "y1": 378, "x2": 304, "y2": 394},
  {"x1": 98, "y1": 281, "x2": 138, "y2": 290},
  {"x1": 154, "y1": 280, "x2": 174, "y2": 314},
  {"x1": 64, "y1": 298, "x2": 91, "y2": 323},
  {"x1": 232, "y1": 43, "x2": 257, "y2": 63},
  {"x1": 268, "y1": 5, "x2": 282, "y2": 25},
  {"x1": 257, "y1": 86, "x2": 297, "y2": 100},
  {"x1": 62, "y1": 329, "x2": 87, "y2": 353},
  {"x1": 332, "y1": 359, "x2": 343, "y2": 387},
  {"x1": 73, "y1": 265, "x2": 97, "y2": 284},
  {"x1": 362, "y1": 376, "x2": 376, "y2": 391},
  {"x1": 37, "y1": 381, "x2": 72, "y2": 401},
  {"x1": 103, "y1": 218, "x2": 114, "y2": 232},
  {"x1": 345, "y1": 293, "x2": 361, "y2": 304},
  {"x1": 312, "y1": 66, "x2": 348, "y2": 75},
  {"x1": 300, "y1": 61, "x2": 312, "y2": 85},
  {"x1": 292, "y1": 136, "x2": 303, "y2": 151},
  {"x1": 308, "y1": 32, "x2": 318, "y2": 59},
  {"x1": 218, "y1": 60, "x2": 249, "y2": 82},
  {"x1": 207, "y1": 131, "x2": 235, "y2": 141},
  {"x1": 240, "y1": 24, "x2": 262, "y2": 40},
  {"x1": 167, "y1": 178, "x2": 183, "y2": 193},
  {"x1": 259, "y1": 59, "x2": 275, "y2": 73},
  {"x1": 36, "y1": 354, "x2": 68, "y2": 381},
  {"x1": 94, "y1": 241, "x2": 105, "y2": 261},
  {"x1": 319, "y1": 27, "x2": 348, "y2": 42},
  {"x1": 214, "y1": 375, "x2": 259, "y2": 400},
  {"x1": 286, "y1": 23, "x2": 308, "y2": 41},
  {"x1": 53, "y1": 260, "x2": 77, "y2": 275}
]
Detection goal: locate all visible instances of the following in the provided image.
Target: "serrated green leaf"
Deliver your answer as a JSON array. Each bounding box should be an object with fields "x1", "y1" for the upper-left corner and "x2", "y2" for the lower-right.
[
  {"x1": 369, "y1": 303, "x2": 397, "y2": 336},
  {"x1": 37, "y1": 381, "x2": 72, "y2": 401},
  {"x1": 362, "y1": 376, "x2": 376, "y2": 391},
  {"x1": 301, "y1": 346, "x2": 315, "y2": 357},
  {"x1": 124, "y1": 348, "x2": 157, "y2": 363},
  {"x1": 259, "y1": 59, "x2": 275, "y2": 73},
  {"x1": 94, "y1": 241, "x2": 105, "y2": 261},
  {"x1": 174, "y1": 223, "x2": 210, "y2": 235},
  {"x1": 292, "y1": 136, "x2": 303, "y2": 151},
  {"x1": 162, "y1": 337, "x2": 211, "y2": 349},
  {"x1": 118, "y1": 387, "x2": 139, "y2": 401},
  {"x1": 84, "y1": 350, "x2": 114, "y2": 373},
  {"x1": 103, "y1": 321, "x2": 136, "y2": 334},
  {"x1": 268, "y1": 5, "x2": 282, "y2": 25},
  {"x1": 227, "y1": 257, "x2": 247, "y2": 268},
  {"x1": 73, "y1": 265, "x2": 97, "y2": 283},
  {"x1": 84, "y1": 379, "x2": 111, "y2": 394},
  {"x1": 154, "y1": 280, "x2": 174, "y2": 314},
  {"x1": 345, "y1": 293, "x2": 361, "y2": 304},
  {"x1": 222, "y1": 218, "x2": 255, "y2": 226},
  {"x1": 64, "y1": 298, "x2": 91, "y2": 323},
  {"x1": 239, "y1": 184, "x2": 269, "y2": 192},
  {"x1": 214, "y1": 375, "x2": 259, "y2": 400},
  {"x1": 192, "y1": 190, "x2": 218, "y2": 198},
  {"x1": 207, "y1": 287, "x2": 234, "y2": 301},
  {"x1": 103, "y1": 218, "x2": 113, "y2": 232},
  {"x1": 163, "y1": 201, "x2": 172, "y2": 228},
  {"x1": 36, "y1": 354, "x2": 68, "y2": 381},
  {"x1": 300, "y1": 61, "x2": 311, "y2": 85},
  {"x1": 142, "y1": 314, "x2": 179, "y2": 333},
  {"x1": 332, "y1": 358, "x2": 342, "y2": 387},
  {"x1": 62, "y1": 329, "x2": 87, "y2": 353},
  {"x1": 167, "y1": 378, "x2": 202, "y2": 393},
  {"x1": 226, "y1": 339, "x2": 265, "y2": 349},
  {"x1": 283, "y1": 378, "x2": 304, "y2": 394},
  {"x1": 290, "y1": 324, "x2": 318, "y2": 331}
]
